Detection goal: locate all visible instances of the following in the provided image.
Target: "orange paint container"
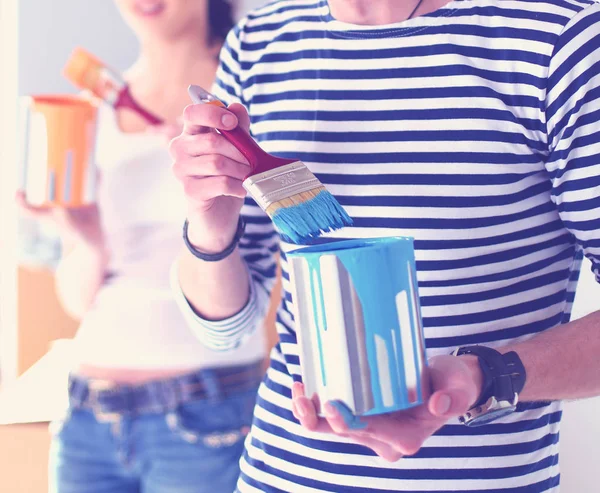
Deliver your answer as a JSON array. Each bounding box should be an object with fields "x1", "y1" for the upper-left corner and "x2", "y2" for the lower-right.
[{"x1": 19, "y1": 95, "x2": 99, "y2": 207}]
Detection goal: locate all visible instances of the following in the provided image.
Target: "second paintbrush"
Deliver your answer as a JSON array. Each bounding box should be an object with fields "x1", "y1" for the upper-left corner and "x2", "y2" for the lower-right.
[
  {"x1": 188, "y1": 85, "x2": 352, "y2": 244},
  {"x1": 63, "y1": 47, "x2": 163, "y2": 126}
]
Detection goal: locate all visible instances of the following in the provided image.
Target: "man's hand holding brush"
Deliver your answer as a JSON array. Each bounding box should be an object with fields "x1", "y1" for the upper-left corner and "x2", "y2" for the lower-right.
[{"x1": 169, "y1": 102, "x2": 253, "y2": 322}]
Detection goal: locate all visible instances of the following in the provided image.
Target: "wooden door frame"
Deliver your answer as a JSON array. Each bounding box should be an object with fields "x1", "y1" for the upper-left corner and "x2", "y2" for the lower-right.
[{"x1": 0, "y1": 0, "x2": 20, "y2": 385}]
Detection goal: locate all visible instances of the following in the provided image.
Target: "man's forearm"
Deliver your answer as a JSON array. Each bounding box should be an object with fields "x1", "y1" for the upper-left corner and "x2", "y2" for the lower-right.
[
  {"x1": 498, "y1": 310, "x2": 600, "y2": 402},
  {"x1": 178, "y1": 247, "x2": 251, "y2": 321}
]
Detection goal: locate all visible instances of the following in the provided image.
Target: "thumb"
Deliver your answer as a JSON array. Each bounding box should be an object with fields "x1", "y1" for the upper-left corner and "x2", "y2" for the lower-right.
[
  {"x1": 428, "y1": 388, "x2": 474, "y2": 418},
  {"x1": 228, "y1": 103, "x2": 251, "y2": 132},
  {"x1": 425, "y1": 355, "x2": 480, "y2": 418}
]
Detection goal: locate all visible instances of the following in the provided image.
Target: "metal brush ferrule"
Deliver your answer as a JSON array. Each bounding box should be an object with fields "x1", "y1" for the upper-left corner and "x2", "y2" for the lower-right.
[
  {"x1": 242, "y1": 161, "x2": 321, "y2": 212},
  {"x1": 188, "y1": 85, "x2": 222, "y2": 105},
  {"x1": 98, "y1": 67, "x2": 126, "y2": 105}
]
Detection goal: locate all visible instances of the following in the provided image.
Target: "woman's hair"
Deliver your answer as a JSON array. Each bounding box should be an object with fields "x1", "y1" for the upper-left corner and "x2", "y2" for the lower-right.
[{"x1": 208, "y1": 0, "x2": 235, "y2": 44}]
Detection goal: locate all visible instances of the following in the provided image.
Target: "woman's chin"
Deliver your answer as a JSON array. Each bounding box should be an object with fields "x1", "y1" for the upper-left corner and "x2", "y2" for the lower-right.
[{"x1": 132, "y1": 0, "x2": 166, "y2": 19}]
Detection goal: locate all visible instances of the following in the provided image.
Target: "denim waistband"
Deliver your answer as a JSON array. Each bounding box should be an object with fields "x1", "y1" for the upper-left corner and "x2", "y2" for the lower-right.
[{"x1": 68, "y1": 360, "x2": 264, "y2": 421}]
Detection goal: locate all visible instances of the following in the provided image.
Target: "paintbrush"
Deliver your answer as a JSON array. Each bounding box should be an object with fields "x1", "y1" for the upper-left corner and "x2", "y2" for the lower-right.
[
  {"x1": 63, "y1": 47, "x2": 162, "y2": 125},
  {"x1": 188, "y1": 84, "x2": 352, "y2": 244}
]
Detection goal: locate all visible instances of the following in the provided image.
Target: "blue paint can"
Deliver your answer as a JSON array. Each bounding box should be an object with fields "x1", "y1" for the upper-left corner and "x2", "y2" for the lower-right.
[{"x1": 287, "y1": 237, "x2": 427, "y2": 418}]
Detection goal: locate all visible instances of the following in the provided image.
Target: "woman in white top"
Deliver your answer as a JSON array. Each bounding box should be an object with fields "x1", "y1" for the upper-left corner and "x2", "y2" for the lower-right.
[{"x1": 18, "y1": 1, "x2": 266, "y2": 492}]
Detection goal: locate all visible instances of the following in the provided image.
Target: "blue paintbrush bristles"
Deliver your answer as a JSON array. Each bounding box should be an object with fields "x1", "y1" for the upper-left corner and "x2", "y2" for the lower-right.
[{"x1": 271, "y1": 189, "x2": 353, "y2": 244}]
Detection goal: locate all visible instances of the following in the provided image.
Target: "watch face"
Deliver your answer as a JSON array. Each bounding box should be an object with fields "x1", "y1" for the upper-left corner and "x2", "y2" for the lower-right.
[
  {"x1": 460, "y1": 396, "x2": 518, "y2": 427},
  {"x1": 464, "y1": 405, "x2": 517, "y2": 427}
]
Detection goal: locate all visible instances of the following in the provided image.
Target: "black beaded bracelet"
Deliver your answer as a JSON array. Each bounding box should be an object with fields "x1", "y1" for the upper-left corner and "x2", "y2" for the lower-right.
[{"x1": 182, "y1": 217, "x2": 245, "y2": 262}]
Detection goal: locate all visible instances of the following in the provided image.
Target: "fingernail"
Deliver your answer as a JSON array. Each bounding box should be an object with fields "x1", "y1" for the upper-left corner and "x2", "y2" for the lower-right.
[
  {"x1": 221, "y1": 114, "x2": 237, "y2": 128},
  {"x1": 436, "y1": 394, "x2": 452, "y2": 415}
]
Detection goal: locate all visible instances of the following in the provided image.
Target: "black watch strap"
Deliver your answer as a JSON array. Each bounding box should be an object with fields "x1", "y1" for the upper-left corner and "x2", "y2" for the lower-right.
[
  {"x1": 182, "y1": 217, "x2": 245, "y2": 262},
  {"x1": 456, "y1": 346, "x2": 526, "y2": 407}
]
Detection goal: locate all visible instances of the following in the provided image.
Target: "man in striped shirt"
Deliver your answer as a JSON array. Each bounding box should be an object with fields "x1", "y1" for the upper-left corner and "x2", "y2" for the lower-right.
[{"x1": 169, "y1": 0, "x2": 600, "y2": 491}]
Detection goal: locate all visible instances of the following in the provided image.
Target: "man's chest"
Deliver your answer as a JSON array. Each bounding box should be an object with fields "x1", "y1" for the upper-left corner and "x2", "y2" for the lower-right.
[{"x1": 247, "y1": 92, "x2": 548, "y2": 192}]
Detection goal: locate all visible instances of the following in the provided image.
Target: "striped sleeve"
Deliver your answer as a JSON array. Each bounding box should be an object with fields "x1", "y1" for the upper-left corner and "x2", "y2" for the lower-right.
[
  {"x1": 170, "y1": 262, "x2": 271, "y2": 351},
  {"x1": 545, "y1": 2, "x2": 600, "y2": 281},
  {"x1": 173, "y1": 21, "x2": 280, "y2": 351},
  {"x1": 212, "y1": 19, "x2": 245, "y2": 105}
]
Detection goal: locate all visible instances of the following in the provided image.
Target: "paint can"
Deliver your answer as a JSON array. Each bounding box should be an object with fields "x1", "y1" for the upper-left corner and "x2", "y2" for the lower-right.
[
  {"x1": 19, "y1": 94, "x2": 99, "y2": 207},
  {"x1": 287, "y1": 237, "x2": 427, "y2": 418}
]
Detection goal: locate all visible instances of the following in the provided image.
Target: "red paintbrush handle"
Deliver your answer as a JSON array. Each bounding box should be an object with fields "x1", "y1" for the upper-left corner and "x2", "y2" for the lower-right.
[
  {"x1": 116, "y1": 86, "x2": 163, "y2": 125},
  {"x1": 204, "y1": 101, "x2": 292, "y2": 176},
  {"x1": 219, "y1": 125, "x2": 280, "y2": 175}
]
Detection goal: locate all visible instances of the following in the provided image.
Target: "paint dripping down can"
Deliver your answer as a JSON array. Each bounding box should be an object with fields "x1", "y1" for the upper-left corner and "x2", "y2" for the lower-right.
[
  {"x1": 19, "y1": 94, "x2": 99, "y2": 207},
  {"x1": 287, "y1": 237, "x2": 427, "y2": 417}
]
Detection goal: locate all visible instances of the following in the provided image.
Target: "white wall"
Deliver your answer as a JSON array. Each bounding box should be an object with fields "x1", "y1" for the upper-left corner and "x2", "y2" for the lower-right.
[
  {"x1": 0, "y1": 0, "x2": 20, "y2": 384},
  {"x1": 17, "y1": 0, "x2": 264, "y2": 96},
  {"x1": 18, "y1": 0, "x2": 138, "y2": 96},
  {"x1": 13, "y1": 0, "x2": 600, "y2": 489}
]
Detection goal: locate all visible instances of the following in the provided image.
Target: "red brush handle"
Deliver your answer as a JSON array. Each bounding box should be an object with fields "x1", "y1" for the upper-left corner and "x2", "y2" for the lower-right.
[
  {"x1": 220, "y1": 125, "x2": 294, "y2": 176},
  {"x1": 204, "y1": 100, "x2": 294, "y2": 177},
  {"x1": 116, "y1": 86, "x2": 163, "y2": 125}
]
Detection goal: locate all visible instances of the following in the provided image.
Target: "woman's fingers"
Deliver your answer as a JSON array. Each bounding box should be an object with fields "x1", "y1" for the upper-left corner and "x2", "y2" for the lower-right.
[{"x1": 15, "y1": 191, "x2": 51, "y2": 218}]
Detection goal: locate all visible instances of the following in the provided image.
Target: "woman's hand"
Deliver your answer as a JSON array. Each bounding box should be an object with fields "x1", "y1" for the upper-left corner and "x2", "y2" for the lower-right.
[
  {"x1": 16, "y1": 191, "x2": 104, "y2": 249},
  {"x1": 292, "y1": 355, "x2": 483, "y2": 462},
  {"x1": 17, "y1": 191, "x2": 109, "y2": 319}
]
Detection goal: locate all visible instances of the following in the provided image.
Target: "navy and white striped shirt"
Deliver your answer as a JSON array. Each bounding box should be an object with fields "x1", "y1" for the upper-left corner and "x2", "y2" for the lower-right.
[{"x1": 174, "y1": 0, "x2": 600, "y2": 490}]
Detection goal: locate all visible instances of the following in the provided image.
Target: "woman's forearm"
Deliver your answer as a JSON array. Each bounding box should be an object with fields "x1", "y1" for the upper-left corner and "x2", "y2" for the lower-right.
[{"x1": 55, "y1": 242, "x2": 109, "y2": 320}]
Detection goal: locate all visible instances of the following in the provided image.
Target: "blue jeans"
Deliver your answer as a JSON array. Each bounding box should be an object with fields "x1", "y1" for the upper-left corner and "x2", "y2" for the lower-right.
[{"x1": 49, "y1": 370, "x2": 260, "y2": 493}]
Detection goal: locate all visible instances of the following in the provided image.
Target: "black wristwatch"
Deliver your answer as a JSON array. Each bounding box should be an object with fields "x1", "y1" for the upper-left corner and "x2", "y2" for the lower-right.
[{"x1": 452, "y1": 345, "x2": 527, "y2": 427}]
